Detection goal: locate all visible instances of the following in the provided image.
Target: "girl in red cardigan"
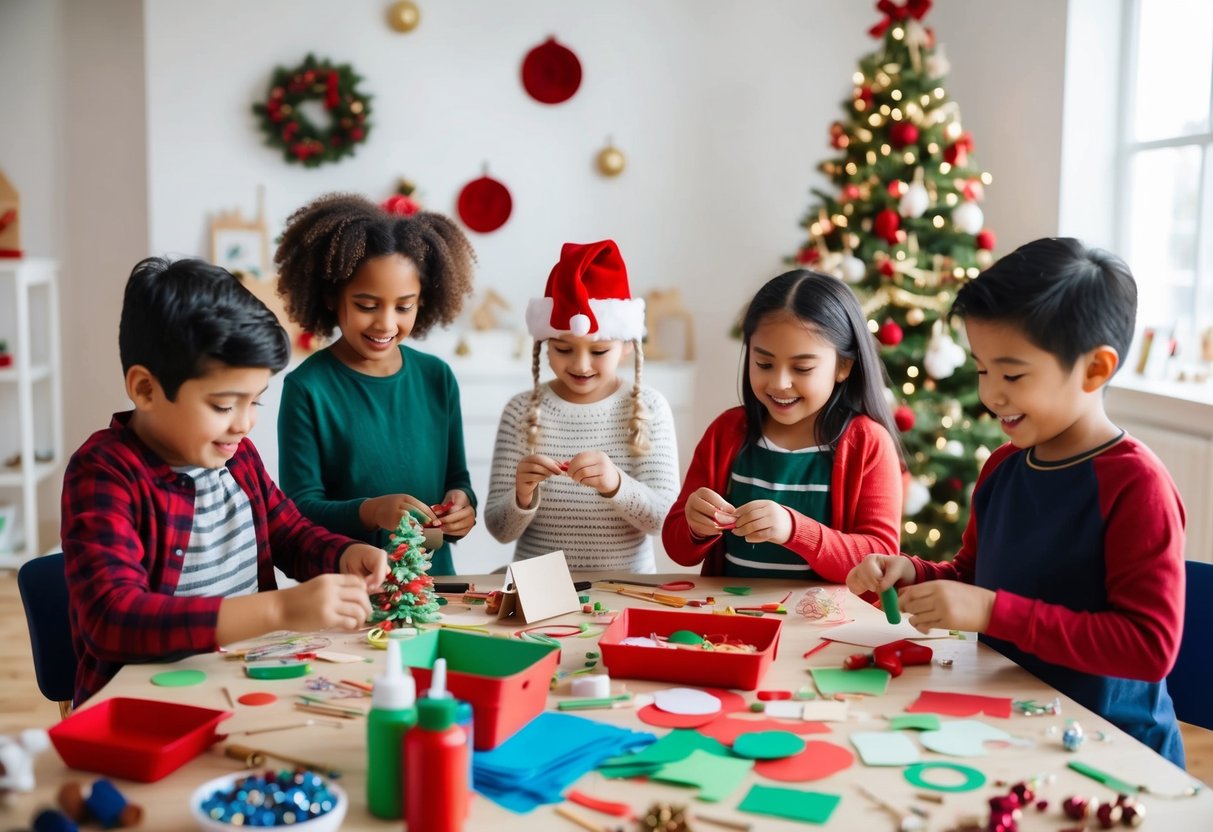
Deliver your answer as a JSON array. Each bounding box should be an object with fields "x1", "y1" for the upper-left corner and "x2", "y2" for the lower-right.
[{"x1": 663, "y1": 270, "x2": 904, "y2": 580}]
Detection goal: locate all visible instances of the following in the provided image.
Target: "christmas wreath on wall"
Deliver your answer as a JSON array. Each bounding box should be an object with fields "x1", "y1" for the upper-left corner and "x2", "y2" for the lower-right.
[{"x1": 252, "y1": 54, "x2": 372, "y2": 167}]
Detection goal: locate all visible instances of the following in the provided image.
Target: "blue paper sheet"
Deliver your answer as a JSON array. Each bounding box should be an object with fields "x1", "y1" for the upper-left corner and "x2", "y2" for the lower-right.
[{"x1": 473, "y1": 712, "x2": 656, "y2": 813}]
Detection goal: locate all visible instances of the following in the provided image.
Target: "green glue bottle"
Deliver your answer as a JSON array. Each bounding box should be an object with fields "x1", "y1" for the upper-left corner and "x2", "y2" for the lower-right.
[{"x1": 366, "y1": 638, "x2": 417, "y2": 819}]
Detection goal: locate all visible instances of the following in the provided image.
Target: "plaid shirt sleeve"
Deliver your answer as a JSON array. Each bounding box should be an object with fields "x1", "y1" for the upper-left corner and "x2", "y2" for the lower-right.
[{"x1": 61, "y1": 438, "x2": 223, "y2": 703}]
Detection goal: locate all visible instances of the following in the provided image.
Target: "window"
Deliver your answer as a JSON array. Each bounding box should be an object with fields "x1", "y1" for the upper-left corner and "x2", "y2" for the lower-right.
[{"x1": 1118, "y1": 0, "x2": 1213, "y2": 370}]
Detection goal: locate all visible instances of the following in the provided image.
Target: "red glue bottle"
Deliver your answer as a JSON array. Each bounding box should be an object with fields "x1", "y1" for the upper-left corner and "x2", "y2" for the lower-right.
[{"x1": 405, "y1": 658, "x2": 469, "y2": 832}]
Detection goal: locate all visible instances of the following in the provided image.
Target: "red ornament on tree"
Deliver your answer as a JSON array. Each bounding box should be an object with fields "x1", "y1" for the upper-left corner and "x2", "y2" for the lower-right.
[
  {"x1": 944, "y1": 131, "x2": 974, "y2": 166},
  {"x1": 877, "y1": 319, "x2": 904, "y2": 347},
  {"x1": 889, "y1": 121, "x2": 920, "y2": 149},
  {"x1": 894, "y1": 404, "x2": 916, "y2": 432},
  {"x1": 976, "y1": 228, "x2": 996, "y2": 251},
  {"x1": 887, "y1": 180, "x2": 907, "y2": 198},
  {"x1": 841, "y1": 184, "x2": 862, "y2": 202},
  {"x1": 854, "y1": 85, "x2": 874, "y2": 107},
  {"x1": 879, "y1": 259, "x2": 897, "y2": 278},
  {"x1": 796, "y1": 247, "x2": 820, "y2": 265},
  {"x1": 829, "y1": 121, "x2": 850, "y2": 149},
  {"x1": 962, "y1": 178, "x2": 985, "y2": 201},
  {"x1": 873, "y1": 209, "x2": 901, "y2": 245}
]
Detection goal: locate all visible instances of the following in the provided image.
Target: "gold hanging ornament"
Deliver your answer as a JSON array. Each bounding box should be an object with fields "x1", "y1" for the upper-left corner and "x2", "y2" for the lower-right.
[
  {"x1": 595, "y1": 138, "x2": 626, "y2": 177},
  {"x1": 387, "y1": 1, "x2": 421, "y2": 33}
]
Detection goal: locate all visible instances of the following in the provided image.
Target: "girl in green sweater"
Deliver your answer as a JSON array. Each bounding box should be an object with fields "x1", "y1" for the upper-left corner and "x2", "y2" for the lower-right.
[{"x1": 274, "y1": 193, "x2": 477, "y2": 575}]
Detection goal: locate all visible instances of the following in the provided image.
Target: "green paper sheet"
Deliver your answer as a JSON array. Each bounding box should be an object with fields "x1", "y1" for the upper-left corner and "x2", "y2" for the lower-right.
[
  {"x1": 889, "y1": 713, "x2": 941, "y2": 731},
  {"x1": 850, "y1": 731, "x2": 921, "y2": 766},
  {"x1": 652, "y1": 749, "x2": 753, "y2": 802},
  {"x1": 738, "y1": 784, "x2": 841, "y2": 824},
  {"x1": 723, "y1": 586, "x2": 753, "y2": 595},
  {"x1": 599, "y1": 728, "x2": 730, "y2": 770},
  {"x1": 150, "y1": 669, "x2": 206, "y2": 687},
  {"x1": 810, "y1": 666, "x2": 890, "y2": 696},
  {"x1": 732, "y1": 730, "x2": 807, "y2": 760}
]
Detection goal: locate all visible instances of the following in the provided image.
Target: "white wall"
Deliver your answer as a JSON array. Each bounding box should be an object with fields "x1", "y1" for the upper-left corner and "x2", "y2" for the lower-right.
[{"x1": 3, "y1": 0, "x2": 1075, "y2": 553}]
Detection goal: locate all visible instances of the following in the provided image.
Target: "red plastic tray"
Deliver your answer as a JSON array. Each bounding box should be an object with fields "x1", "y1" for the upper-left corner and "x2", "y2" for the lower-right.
[
  {"x1": 399, "y1": 629, "x2": 559, "y2": 750},
  {"x1": 48, "y1": 697, "x2": 232, "y2": 782},
  {"x1": 598, "y1": 608, "x2": 782, "y2": 690}
]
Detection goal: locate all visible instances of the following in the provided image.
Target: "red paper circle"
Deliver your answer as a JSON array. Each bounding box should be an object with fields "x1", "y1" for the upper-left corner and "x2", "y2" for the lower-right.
[
  {"x1": 698, "y1": 715, "x2": 831, "y2": 746},
  {"x1": 753, "y1": 740, "x2": 855, "y2": 782},
  {"x1": 636, "y1": 688, "x2": 747, "y2": 729},
  {"x1": 237, "y1": 692, "x2": 278, "y2": 707},
  {"x1": 521, "y1": 37, "x2": 582, "y2": 104},
  {"x1": 456, "y1": 175, "x2": 512, "y2": 233}
]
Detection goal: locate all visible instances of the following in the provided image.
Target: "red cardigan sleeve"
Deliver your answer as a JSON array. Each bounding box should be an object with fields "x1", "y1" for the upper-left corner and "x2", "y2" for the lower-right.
[{"x1": 783, "y1": 415, "x2": 902, "y2": 581}]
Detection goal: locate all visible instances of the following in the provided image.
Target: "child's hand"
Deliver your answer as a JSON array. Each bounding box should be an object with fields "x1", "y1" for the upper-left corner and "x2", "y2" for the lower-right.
[
  {"x1": 732, "y1": 500, "x2": 793, "y2": 545},
  {"x1": 899, "y1": 580, "x2": 996, "y2": 634},
  {"x1": 685, "y1": 487, "x2": 736, "y2": 539},
  {"x1": 846, "y1": 554, "x2": 916, "y2": 597},
  {"x1": 277, "y1": 574, "x2": 373, "y2": 632},
  {"x1": 515, "y1": 454, "x2": 563, "y2": 508},
  {"x1": 436, "y1": 489, "x2": 476, "y2": 540},
  {"x1": 339, "y1": 543, "x2": 389, "y2": 591},
  {"x1": 360, "y1": 494, "x2": 436, "y2": 531},
  {"x1": 566, "y1": 451, "x2": 622, "y2": 497}
]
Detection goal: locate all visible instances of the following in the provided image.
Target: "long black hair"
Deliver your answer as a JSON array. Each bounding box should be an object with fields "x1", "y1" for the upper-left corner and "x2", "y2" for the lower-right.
[{"x1": 739, "y1": 270, "x2": 904, "y2": 460}]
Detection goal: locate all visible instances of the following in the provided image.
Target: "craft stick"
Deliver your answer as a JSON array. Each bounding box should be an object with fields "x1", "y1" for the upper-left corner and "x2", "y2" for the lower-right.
[
  {"x1": 436, "y1": 622, "x2": 492, "y2": 634},
  {"x1": 338, "y1": 678, "x2": 374, "y2": 693},
  {"x1": 225, "y1": 743, "x2": 341, "y2": 778},
  {"x1": 294, "y1": 702, "x2": 360, "y2": 720},
  {"x1": 694, "y1": 814, "x2": 753, "y2": 831},
  {"x1": 221, "y1": 686, "x2": 235, "y2": 709},
  {"x1": 555, "y1": 805, "x2": 609, "y2": 832},
  {"x1": 802, "y1": 639, "x2": 832, "y2": 659},
  {"x1": 236, "y1": 718, "x2": 345, "y2": 736}
]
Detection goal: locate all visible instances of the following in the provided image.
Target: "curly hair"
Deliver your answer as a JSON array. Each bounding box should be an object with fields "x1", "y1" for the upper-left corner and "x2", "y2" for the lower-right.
[{"x1": 275, "y1": 192, "x2": 476, "y2": 337}]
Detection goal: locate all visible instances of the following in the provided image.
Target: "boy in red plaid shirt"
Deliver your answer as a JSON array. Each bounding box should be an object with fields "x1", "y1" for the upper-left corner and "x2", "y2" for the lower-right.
[{"x1": 61, "y1": 257, "x2": 389, "y2": 705}]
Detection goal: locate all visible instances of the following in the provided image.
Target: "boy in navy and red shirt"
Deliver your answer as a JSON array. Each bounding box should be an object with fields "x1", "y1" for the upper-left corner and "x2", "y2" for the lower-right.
[
  {"x1": 61, "y1": 257, "x2": 388, "y2": 705},
  {"x1": 847, "y1": 237, "x2": 1186, "y2": 766}
]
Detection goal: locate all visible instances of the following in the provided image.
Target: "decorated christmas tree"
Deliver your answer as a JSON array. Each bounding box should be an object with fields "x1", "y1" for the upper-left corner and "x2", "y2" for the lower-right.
[
  {"x1": 371, "y1": 513, "x2": 440, "y2": 628},
  {"x1": 790, "y1": 1, "x2": 1005, "y2": 558}
]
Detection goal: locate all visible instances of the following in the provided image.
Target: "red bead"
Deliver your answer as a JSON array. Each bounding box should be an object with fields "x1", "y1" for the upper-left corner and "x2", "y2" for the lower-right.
[
  {"x1": 1095, "y1": 802, "x2": 1122, "y2": 829},
  {"x1": 1034, "y1": 799, "x2": 1048, "y2": 812},
  {"x1": 1062, "y1": 796, "x2": 1090, "y2": 820},
  {"x1": 843, "y1": 654, "x2": 871, "y2": 670}
]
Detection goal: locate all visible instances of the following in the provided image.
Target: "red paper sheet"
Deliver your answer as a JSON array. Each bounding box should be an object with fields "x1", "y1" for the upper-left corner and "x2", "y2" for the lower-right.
[
  {"x1": 905, "y1": 690, "x2": 1012, "y2": 719},
  {"x1": 753, "y1": 740, "x2": 855, "y2": 782}
]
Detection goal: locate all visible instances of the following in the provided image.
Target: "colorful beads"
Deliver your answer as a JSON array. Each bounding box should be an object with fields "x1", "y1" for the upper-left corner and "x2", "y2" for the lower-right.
[{"x1": 198, "y1": 770, "x2": 338, "y2": 827}]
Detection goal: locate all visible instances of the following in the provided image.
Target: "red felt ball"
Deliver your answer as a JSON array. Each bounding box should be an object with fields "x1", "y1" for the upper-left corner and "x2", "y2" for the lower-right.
[
  {"x1": 873, "y1": 209, "x2": 901, "y2": 245},
  {"x1": 889, "y1": 122, "x2": 919, "y2": 149},
  {"x1": 893, "y1": 405, "x2": 915, "y2": 432},
  {"x1": 877, "y1": 319, "x2": 904, "y2": 347},
  {"x1": 976, "y1": 228, "x2": 996, "y2": 250}
]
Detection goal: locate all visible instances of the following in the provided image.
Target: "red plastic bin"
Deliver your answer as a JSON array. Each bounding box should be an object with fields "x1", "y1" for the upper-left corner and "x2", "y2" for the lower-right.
[
  {"x1": 598, "y1": 608, "x2": 782, "y2": 690},
  {"x1": 398, "y1": 629, "x2": 559, "y2": 750},
  {"x1": 48, "y1": 697, "x2": 231, "y2": 782}
]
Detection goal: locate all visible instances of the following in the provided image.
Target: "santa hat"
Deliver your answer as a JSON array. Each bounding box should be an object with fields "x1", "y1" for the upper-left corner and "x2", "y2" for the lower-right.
[{"x1": 526, "y1": 240, "x2": 645, "y2": 341}]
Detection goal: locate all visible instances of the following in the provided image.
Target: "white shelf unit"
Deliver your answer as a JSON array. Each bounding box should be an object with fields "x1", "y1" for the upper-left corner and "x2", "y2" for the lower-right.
[{"x1": 0, "y1": 258, "x2": 63, "y2": 568}]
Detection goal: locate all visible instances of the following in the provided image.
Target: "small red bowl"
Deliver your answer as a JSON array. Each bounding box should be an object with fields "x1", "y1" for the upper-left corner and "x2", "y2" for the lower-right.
[{"x1": 49, "y1": 697, "x2": 232, "y2": 782}]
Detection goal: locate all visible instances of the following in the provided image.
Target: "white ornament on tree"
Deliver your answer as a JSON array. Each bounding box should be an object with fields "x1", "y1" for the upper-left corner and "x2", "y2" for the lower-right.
[
  {"x1": 952, "y1": 201, "x2": 984, "y2": 234},
  {"x1": 839, "y1": 255, "x2": 866, "y2": 284},
  {"x1": 904, "y1": 477, "x2": 932, "y2": 516},
  {"x1": 923, "y1": 326, "x2": 967, "y2": 379},
  {"x1": 899, "y1": 182, "x2": 930, "y2": 218},
  {"x1": 945, "y1": 439, "x2": 965, "y2": 457}
]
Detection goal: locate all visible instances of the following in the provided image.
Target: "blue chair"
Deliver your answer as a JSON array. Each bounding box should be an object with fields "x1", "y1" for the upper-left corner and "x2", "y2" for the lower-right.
[
  {"x1": 1168, "y1": 559, "x2": 1213, "y2": 731},
  {"x1": 17, "y1": 552, "x2": 76, "y2": 718}
]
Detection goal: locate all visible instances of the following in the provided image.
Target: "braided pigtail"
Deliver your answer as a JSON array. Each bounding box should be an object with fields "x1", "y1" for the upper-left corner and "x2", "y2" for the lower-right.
[
  {"x1": 627, "y1": 339, "x2": 652, "y2": 456},
  {"x1": 526, "y1": 341, "x2": 543, "y2": 452}
]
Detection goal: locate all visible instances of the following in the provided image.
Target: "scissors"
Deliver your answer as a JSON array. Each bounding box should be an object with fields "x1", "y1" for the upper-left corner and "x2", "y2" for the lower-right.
[{"x1": 598, "y1": 578, "x2": 696, "y2": 592}]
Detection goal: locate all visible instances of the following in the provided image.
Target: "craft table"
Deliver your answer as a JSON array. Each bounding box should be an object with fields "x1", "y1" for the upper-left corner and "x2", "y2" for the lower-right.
[{"x1": 17, "y1": 575, "x2": 1213, "y2": 829}]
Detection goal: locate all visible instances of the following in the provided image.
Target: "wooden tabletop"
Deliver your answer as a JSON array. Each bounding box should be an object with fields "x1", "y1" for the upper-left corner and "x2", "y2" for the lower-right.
[{"x1": 18, "y1": 575, "x2": 1213, "y2": 829}]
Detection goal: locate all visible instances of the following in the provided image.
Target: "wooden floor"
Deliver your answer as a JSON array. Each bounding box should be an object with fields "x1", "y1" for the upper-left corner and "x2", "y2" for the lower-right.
[{"x1": 2, "y1": 571, "x2": 1211, "y2": 786}]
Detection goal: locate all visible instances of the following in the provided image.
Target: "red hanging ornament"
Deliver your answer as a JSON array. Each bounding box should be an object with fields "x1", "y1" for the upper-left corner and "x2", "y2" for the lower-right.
[
  {"x1": 887, "y1": 180, "x2": 907, "y2": 198},
  {"x1": 873, "y1": 209, "x2": 901, "y2": 245},
  {"x1": 521, "y1": 37, "x2": 583, "y2": 104},
  {"x1": 854, "y1": 85, "x2": 874, "y2": 107},
  {"x1": 943, "y1": 131, "x2": 974, "y2": 167},
  {"x1": 879, "y1": 259, "x2": 897, "y2": 278},
  {"x1": 796, "y1": 247, "x2": 820, "y2": 265},
  {"x1": 889, "y1": 121, "x2": 920, "y2": 149},
  {"x1": 457, "y1": 174, "x2": 513, "y2": 233},
  {"x1": 976, "y1": 228, "x2": 996, "y2": 251},
  {"x1": 877, "y1": 319, "x2": 904, "y2": 347},
  {"x1": 840, "y1": 184, "x2": 862, "y2": 202},
  {"x1": 893, "y1": 404, "x2": 916, "y2": 432},
  {"x1": 829, "y1": 121, "x2": 849, "y2": 149},
  {"x1": 961, "y1": 178, "x2": 984, "y2": 201}
]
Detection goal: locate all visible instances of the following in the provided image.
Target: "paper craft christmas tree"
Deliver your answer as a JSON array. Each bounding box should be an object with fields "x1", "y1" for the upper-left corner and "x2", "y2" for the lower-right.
[{"x1": 370, "y1": 512, "x2": 440, "y2": 627}]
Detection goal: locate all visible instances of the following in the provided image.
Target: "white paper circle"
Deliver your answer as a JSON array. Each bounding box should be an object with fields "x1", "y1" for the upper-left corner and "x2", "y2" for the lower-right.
[{"x1": 654, "y1": 687, "x2": 723, "y2": 716}]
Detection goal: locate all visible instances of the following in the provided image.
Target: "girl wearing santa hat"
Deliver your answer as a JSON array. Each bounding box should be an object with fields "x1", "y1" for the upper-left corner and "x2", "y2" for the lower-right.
[
  {"x1": 274, "y1": 193, "x2": 477, "y2": 576},
  {"x1": 485, "y1": 240, "x2": 679, "y2": 572},
  {"x1": 663, "y1": 270, "x2": 904, "y2": 580}
]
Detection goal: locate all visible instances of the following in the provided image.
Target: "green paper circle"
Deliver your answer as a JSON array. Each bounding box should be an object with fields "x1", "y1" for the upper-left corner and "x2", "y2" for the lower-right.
[
  {"x1": 150, "y1": 669, "x2": 206, "y2": 688},
  {"x1": 732, "y1": 731, "x2": 807, "y2": 760},
  {"x1": 903, "y1": 762, "x2": 987, "y2": 793},
  {"x1": 723, "y1": 586, "x2": 753, "y2": 596}
]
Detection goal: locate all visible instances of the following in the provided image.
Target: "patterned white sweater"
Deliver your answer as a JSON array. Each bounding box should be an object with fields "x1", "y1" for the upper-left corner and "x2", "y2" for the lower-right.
[{"x1": 485, "y1": 382, "x2": 680, "y2": 572}]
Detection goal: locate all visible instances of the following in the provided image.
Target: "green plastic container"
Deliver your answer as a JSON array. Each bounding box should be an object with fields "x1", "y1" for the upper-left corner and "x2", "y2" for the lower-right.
[{"x1": 398, "y1": 630, "x2": 558, "y2": 749}]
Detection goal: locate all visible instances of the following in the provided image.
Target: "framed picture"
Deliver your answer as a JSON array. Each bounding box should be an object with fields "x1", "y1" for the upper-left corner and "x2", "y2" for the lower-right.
[{"x1": 210, "y1": 186, "x2": 269, "y2": 280}]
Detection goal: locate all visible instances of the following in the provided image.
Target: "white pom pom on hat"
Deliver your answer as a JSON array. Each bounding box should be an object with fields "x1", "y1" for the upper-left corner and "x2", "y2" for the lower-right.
[{"x1": 526, "y1": 239, "x2": 646, "y2": 342}]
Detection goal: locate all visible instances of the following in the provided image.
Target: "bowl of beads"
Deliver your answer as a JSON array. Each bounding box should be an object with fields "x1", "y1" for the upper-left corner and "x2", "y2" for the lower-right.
[{"x1": 189, "y1": 769, "x2": 347, "y2": 831}]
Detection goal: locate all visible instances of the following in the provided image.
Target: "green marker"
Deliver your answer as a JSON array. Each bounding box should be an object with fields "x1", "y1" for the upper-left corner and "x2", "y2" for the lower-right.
[
  {"x1": 557, "y1": 693, "x2": 632, "y2": 711},
  {"x1": 881, "y1": 586, "x2": 901, "y2": 624},
  {"x1": 1068, "y1": 760, "x2": 1139, "y2": 795}
]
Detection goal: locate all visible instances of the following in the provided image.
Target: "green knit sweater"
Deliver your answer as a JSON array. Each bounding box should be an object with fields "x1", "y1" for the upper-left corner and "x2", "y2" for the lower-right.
[{"x1": 277, "y1": 345, "x2": 475, "y2": 575}]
